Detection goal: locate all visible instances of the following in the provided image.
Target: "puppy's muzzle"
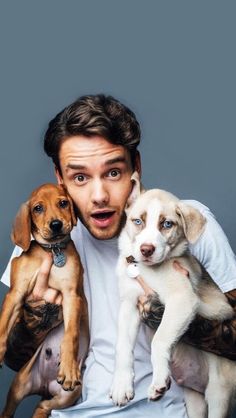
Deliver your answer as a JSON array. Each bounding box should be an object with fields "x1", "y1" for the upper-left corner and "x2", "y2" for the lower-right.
[
  {"x1": 140, "y1": 244, "x2": 155, "y2": 258},
  {"x1": 50, "y1": 219, "x2": 63, "y2": 234}
]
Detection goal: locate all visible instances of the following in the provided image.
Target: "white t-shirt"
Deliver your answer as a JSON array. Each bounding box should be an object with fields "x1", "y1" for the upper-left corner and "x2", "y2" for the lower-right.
[{"x1": 2, "y1": 200, "x2": 236, "y2": 417}]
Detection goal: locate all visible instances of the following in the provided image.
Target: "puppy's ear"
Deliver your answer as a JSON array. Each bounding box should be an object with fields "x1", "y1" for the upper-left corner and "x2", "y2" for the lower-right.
[
  {"x1": 126, "y1": 171, "x2": 144, "y2": 211},
  {"x1": 67, "y1": 193, "x2": 77, "y2": 226},
  {"x1": 58, "y1": 184, "x2": 77, "y2": 226},
  {"x1": 176, "y1": 202, "x2": 206, "y2": 244},
  {"x1": 11, "y1": 202, "x2": 31, "y2": 251}
]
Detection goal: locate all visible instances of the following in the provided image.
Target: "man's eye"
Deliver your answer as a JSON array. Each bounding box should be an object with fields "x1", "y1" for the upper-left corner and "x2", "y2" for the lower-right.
[
  {"x1": 132, "y1": 218, "x2": 142, "y2": 226},
  {"x1": 74, "y1": 174, "x2": 86, "y2": 183},
  {"x1": 33, "y1": 205, "x2": 43, "y2": 213},
  {"x1": 108, "y1": 169, "x2": 120, "y2": 178},
  {"x1": 59, "y1": 200, "x2": 69, "y2": 208},
  {"x1": 162, "y1": 220, "x2": 173, "y2": 229}
]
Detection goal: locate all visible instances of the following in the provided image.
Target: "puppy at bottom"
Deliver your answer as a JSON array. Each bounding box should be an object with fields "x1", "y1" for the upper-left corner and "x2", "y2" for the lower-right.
[
  {"x1": 110, "y1": 173, "x2": 236, "y2": 418},
  {"x1": 0, "y1": 184, "x2": 89, "y2": 418}
]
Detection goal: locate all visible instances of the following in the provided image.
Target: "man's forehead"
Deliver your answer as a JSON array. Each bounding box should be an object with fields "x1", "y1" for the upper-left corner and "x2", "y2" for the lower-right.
[{"x1": 59, "y1": 135, "x2": 131, "y2": 169}]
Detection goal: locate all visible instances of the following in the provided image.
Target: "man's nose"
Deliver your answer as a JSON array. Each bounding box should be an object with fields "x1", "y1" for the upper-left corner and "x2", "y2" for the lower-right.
[{"x1": 91, "y1": 180, "x2": 109, "y2": 205}]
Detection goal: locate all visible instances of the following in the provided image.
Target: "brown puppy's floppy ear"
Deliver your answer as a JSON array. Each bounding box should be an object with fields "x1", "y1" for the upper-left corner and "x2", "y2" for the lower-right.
[
  {"x1": 176, "y1": 202, "x2": 206, "y2": 244},
  {"x1": 125, "y1": 171, "x2": 145, "y2": 212},
  {"x1": 67, "y1": 193, "x2": 77, "y2": 226},
  {"x1": 11, "y1": 202, "x2": 31, "y2": 251},
  {"x1": 58, "y1": 184, "x2": 77, "y2": 226}
]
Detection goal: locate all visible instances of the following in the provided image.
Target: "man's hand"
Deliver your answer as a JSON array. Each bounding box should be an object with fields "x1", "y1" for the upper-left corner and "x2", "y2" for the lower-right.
[
  {"x1": 26, "y1": 252, "x2": 62, "y2": 305},
  {"x1": 173, "y1": 260, "x2": 189, "y2": 278},
  {"x1": 136, "y1": 260, "x2": 188, "y2": 321},
  {"x1": 4, "y1": 253, "x2": 63, "y2": 371},
  {"x1": 137, "y1": 275, "x2": 164, "y2": 330}
]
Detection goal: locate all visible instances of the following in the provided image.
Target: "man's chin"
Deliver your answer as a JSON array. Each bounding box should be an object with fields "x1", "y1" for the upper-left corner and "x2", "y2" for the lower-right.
[{"x1": 86, "y1": 225, "x2": 119, "y2": 240}]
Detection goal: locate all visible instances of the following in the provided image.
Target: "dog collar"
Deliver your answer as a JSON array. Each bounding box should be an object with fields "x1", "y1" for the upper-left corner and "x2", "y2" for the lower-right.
[
  {"x1": 37, "y1": 235, "x2": 71, "y2": 268},
  {"x1": 126, "y1": 255, "x2": 140, "y2": 278}
]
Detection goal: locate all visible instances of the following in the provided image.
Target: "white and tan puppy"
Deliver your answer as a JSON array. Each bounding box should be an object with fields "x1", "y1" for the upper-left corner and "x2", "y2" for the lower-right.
[{"x1": 110, "y1": 173, "x2": 236, "y2": 418}]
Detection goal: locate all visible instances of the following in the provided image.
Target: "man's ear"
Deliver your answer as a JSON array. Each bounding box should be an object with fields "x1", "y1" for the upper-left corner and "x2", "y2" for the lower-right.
[
  {"x1": 55, "y1": 166, "x2": 63, "y2": 185},
  {"x1": 176, "y1": 202, "x2": 206, "y2": 244},
  {"x1": 11, "y1": 202, "x2": 31, "y2": 251},
  {"x1": 134, "y1": 151, "x2": 142, "y2": 178},
  {"x1": 125, "y1": 171, "x2": 143, "y2": 211}
]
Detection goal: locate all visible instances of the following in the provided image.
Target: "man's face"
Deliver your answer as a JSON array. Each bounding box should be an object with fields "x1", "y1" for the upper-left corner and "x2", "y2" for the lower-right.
[{"x1": 56, "y1": 135, "x2": 140, "y2": 240}]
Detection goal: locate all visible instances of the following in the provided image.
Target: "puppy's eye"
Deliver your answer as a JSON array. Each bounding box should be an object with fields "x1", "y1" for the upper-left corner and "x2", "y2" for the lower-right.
[
  {"x1": 59, "y1": 200, "x2": 69, "y2": 208},
  {"x1": 33, "y1": 205, "x2": 43, "y2": 213},
  {"x1": 163, "y1": 220, "x2": 173, "y2": 229},
  {"x1": 132, "y1": 218, "x2": 142, "y2": 226}
]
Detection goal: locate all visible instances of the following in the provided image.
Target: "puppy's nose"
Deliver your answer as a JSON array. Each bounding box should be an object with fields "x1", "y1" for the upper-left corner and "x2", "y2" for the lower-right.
[
  {"x1": 50, "y1": 219, "x2": 63, "y2": 233},
  {"x1": 140, "y1": 244, "x2": 155, "y2": 257}
]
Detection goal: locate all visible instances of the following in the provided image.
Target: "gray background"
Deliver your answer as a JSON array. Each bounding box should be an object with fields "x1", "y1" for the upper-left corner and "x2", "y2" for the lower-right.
[{"x1": 0, "y1": 1, "x2": 236, "y2": 416}]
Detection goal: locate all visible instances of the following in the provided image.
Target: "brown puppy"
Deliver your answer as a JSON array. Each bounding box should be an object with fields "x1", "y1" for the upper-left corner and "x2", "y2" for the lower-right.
[{"x1": 0, "y1": 183, "x2": 86, "y2": 392}]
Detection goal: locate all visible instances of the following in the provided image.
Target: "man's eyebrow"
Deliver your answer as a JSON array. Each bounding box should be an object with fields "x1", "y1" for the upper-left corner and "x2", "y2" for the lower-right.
[
  {"x1": 104, "y1": 157, "x2": 128, "y2": 166},
  {"x1": 66, "y1": 164, "x2": 86, "y2": 170},
  {"x1": 66, "y1": 157, "x2": 128, "y2": 171}
]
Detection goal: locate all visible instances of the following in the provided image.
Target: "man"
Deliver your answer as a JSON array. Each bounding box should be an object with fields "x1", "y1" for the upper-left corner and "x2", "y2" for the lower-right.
[{"x1": 2, "y1": 94, "x2": 236, "y2": 417}]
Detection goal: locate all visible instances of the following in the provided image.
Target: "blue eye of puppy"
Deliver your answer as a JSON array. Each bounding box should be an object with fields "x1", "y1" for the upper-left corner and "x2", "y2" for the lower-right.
[
  {"x1": 59, "y1": 200, "x2": 69, "y2": 208},
  {"x1": 33, "y1": 205, "x2": 43, "y2": 213},
  {"x1": 133, "y1": 218, "x2": 142, "y2": 225},
  {"x1": 163, "y1": 220, "x2": 173, "y2": 229}
]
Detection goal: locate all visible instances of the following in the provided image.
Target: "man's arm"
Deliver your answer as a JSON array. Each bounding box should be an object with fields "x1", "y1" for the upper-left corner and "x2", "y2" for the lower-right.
[
  {"x1": 139, "y1": 287, "x2": 236, "y2": 361},
  {"x1": 187, "y1": 199, "x2": 236, "y2": 292}
]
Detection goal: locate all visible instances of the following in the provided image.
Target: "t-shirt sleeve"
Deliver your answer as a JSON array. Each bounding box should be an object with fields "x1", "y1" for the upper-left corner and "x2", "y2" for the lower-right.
[
  {"x1": 1, "y1": 246, "x2": 23, "y2": 287},
  {"x1": 184, "y1": 199, "x2": 236, "y2": 293}
]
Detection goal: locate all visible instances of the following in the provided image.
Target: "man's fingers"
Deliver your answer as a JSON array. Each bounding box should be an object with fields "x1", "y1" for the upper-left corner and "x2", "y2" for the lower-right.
[
  {"x1": 55, "y1": 293, "x2": 63, "y2": 305},
  {"x1": 35, "y1": 253, "x2": 62, "y2": 304},
  {"x1": 38, "y1": 252, "x2": 53, "y2": 276},
  {"x1": 36, "y1": 253, "x2": 53, "y2": 286},
  {"x1": 136, "y1": 276, "x2": 155, "y2": 296},
  {"x1": 29, "y1": 253, "x2": 54, "y2": 301},
  {"x1": 43, "y1": 288, "x2": 62, "y2": 304},
  {"x1": 173, "y1": 260, "x2": 189, "y2": 277}
]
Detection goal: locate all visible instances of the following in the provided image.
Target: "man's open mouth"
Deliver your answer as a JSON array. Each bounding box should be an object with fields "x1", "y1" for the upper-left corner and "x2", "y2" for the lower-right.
[
  {"x1": 91, "y1": 211, "x2": 115, "y2": 220},
  {"x1": 90, "y1": 211, "x2": 116, "y2": 227}
]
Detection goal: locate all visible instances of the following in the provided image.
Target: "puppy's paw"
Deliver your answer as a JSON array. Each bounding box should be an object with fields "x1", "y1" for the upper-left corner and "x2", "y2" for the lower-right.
[
  {"x1": 148, "y1": 376, "x2": 171, "y2": 401},
  {"x1": 110, "y1": 370, "x2": 134, "y2": 406},
  {"x1": 57, "y1": 359, "x2": 81, "y2": 391}
]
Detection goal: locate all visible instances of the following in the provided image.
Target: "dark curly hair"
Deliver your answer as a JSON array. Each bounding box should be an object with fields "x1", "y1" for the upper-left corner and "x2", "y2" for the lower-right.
[{"x1": 44, "y1": 94, "x2": 141, "y2": 173}]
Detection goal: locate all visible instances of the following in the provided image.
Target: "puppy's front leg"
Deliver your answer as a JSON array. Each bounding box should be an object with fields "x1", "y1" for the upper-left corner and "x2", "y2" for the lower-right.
[
  {"x1": 110, "y1": 298, "x2": 140, "y2": 406},
  {"x1": 148, "y1": 291, "x2": 198, "y2": 400},
  {"x1": 57, "y1": 290, "x2": 83, "y2": 391}
]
